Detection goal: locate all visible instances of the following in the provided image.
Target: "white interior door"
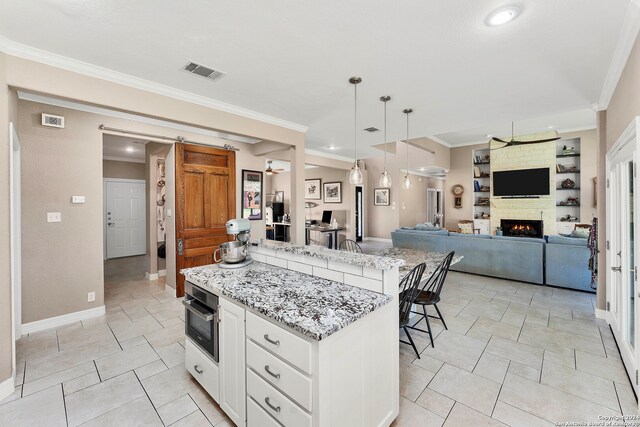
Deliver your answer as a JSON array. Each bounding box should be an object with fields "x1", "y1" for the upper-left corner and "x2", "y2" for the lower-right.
[
  {"x1": 427, "y1": 188, "x2": 443, "y2": 226},
  {"x1": 606, "y1": 119, "x2": 638, "y2": 395},
  {"x1": 10, "y1": 123, "x2": 21, "y2": 373},
  {"x1": 105, "y1": 179, "x2": 146, "y2": 259}
]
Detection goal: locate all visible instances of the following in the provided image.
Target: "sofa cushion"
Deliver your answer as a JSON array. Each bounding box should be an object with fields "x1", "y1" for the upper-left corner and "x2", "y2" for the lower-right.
[
  {"x1": 414, "y1": 229, "x2": 449, "y2": 235},
  {"x1": 448, "y1": 232, "x2": 491, "y2": 239},
  {"x1": 414, "y1": 223, "x2": 442, "y2": 231},
  {"x1": 491, "y1": 235, "x2": 547, "y2": 244},
  {"x1": 548, "y1": 235, "x2": 588, "y2": 246}
]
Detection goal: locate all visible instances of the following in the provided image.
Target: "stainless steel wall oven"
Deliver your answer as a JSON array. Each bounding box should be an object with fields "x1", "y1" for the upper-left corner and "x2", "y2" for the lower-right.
[{"x1": 183, "y1": 281, "x2": 219, "y2": 362}]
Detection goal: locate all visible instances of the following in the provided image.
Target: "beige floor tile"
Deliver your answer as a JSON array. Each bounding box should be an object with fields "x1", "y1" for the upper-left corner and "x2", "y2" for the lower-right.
[
  {"x1": 412, "y1": 353, "x2": 445, "y2": 374},
  {"x1": 16, "y1": 329, "x2": 59, "y2": 364},
  {"x1": 189, "y1": 386, "x2": 229, "y2": 426},
  {"x1": 459, "y1": 299, "x2": 509, "y2": 322},
  {"x1": 548, "y1": 315, "x2": 601, "y2": 338},
  {"x1": 24, "y1": 339, "x2": 121, "y2": 382},
  {"x1": 22, "y1": 360, "x2": 95, "y2": 396},
  {"x1": 119, "y1": 335, "x2": 148, "y2": 350},
  {"x1": 543, "y1": 349, "x2": 575, "y2": 369},
  {"x1": 95, "y1": 342, "x2": 160, "y2": 380},
  {"x1": 57, "y1": 322, "x2": 116, "y2": 351},
  {"x1": 485, "y1": 336, "x2": 543, "y2": 369},
  {"x1": 145, "y1": 323, "x2": 187, "y2": 349},
  {"x1": 135, "y1": 359, "x2": 169, "y2": 380},
  {"x1": 428, "y1": 364, "x2": 501, "y2": 416},
  {"x1": 508, "y1": 361, "x2": 540, "y2": 382},
  {"x1": 473, "y1": 353, "x2": 510, "y2": 383},
  {"x1": 491, "y1": 401, "x2": 554, "y2": 427},
  {"x1": 400, "y1": 362, "x2": 435, "y2": 401},
  {"x1": 518, "y1": 333, "x2": 576, "y2": 357},
  {"x1": 541, "y1": 360, "x2": 618, "y2": 410},
  {"x1": 146, "y1": 300, "x2": 184, "y2": 322},
  {"x1": 421, "y1": 330, "x2": 487, "y2": 371},
  {"x1": 158, "y1": 394, "x2": 199, "y2": 425},
  {"x1": 0, "y1": 385, "x2": 22, "y2": 404},
  {"x1": 109, "y1": 315, "x2": 163, "y2": 342},
  {"x1": 443, "y1": 403, "x2": 507, "y2": 427},
  {"x1": 415, "y1": 388, "x2": 455, "y2": 418},
  {"x1": 521, "y1": 322, "x2": 604, "y2": 356},
  {"x1": 575, "y1": 350, "x2": 629, "y2": 383},
  {"x1": 172, "y1": 410, "x2": 214, "y2": 427},
  {"x1": 161, "y1": 317, "x2": 184, "y2": 328},
  {"x1": 429, "y1": 313, "x2": 475, "y2": 335},
  {"x1": 81, "y1": 396, "x2": 162, "y2": 426},
  {"x1": 391, "y1": 396, "x2": 444, "y2": 427},
  {"x1": 63, "y1": 371, "x2": 101, "y2": 395},
  {"x1": 156, "y1": 342, "x2": 187, "y2": 369},
  {"x1": 498, "y1": 373, "x2": 620, "y2": 423},
  {"x1": 65, "y1": 371, "x2": 146, "y2": 426},
  {"x1": 614, "y1": 381, "x2": 639, "y2": 416},
  {"x1": 0, "y1": 385, "x2": 66, "y2": 427},
  {"x1": 141, "y1": 363, "x2": 199, "y2": 408},
  {"x1": 500, "y1": 309, "x2": 526, "y2": 328},
  {"x1": 468, "y1": 317, "x2": 521, "y2": 341}
]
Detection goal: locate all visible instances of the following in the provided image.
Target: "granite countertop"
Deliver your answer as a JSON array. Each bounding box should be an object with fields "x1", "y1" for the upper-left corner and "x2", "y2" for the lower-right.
[
  {"x1": 252, "y1": 239, "x2": 405, "y2": 271},
  {"x1": 181, "y1": 262, "x2": 392, "y2": 341},
  {"x1": 373, "y1": 247, "x2": 463, "y2": 283}
]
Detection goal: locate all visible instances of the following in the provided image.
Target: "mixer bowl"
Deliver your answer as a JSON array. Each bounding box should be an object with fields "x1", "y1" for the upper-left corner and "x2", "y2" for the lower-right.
[{"x1": 214, "y1": 241, "x2": 247, "y2": 264}]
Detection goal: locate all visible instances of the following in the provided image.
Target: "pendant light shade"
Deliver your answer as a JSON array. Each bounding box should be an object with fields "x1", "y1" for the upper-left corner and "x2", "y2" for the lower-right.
[
  {"x1": 348, "y1": 77, "x2": 364, "y2": 186},
  {"x1": 402, "y1": 108, "x2": 413, "y2": 190},
  {"x1": 379, "y1": 95, "x2": 392, "y2": 188}
]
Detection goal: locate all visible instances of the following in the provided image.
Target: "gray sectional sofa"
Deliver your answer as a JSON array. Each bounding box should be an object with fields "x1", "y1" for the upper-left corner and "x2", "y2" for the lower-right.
[{"x1": 391, "y1": 228, "x2": 593, "y2": 292}]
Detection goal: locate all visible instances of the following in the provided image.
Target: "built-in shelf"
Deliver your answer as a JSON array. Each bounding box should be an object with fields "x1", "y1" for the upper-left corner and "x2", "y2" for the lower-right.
[
  {"x1": 474, "y1": 190, "x2": 490, "y2": 193},
  {"x1": 557, "y1": 170, "x2": 580, "y2": 174},
  {"x1": 556, "y1": 187, "x2": 580, "y2": 191},
  {"x1": 557, "y1": 204, "x2": 580, "y2": 207},
  {"x1": 474, "y1": 204, "x2": 491, "y2": 207},
  {"x1": 556, "y1": 153, "x2": 580, "y2": 158},
  {"x1": 473, "y1": 161, "x2": 490, "y2": 165},
  {"x1": 474, "y1": 176, "x2": 490, "y2": 179}
]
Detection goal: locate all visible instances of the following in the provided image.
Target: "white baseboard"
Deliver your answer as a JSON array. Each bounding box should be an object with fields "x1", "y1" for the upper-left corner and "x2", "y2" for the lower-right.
[
  {"x1": 158, "y1": 269, "x2": 167, "y2": 277},
  {"x1": 0, "y1": 376, "x2": 15, "y2": 402},
  {"x1": 165, "y1": 284, "x2": 177, "y2": 298},
  {"x1": 595, "y1": 308, "x2": 610, "y2": 322},
  {"x1": 364, "y1": 237, "x2": 392, "y2": 243},
  {"x1": 145, "y1": 272, "x2": 159, "y2": 280},
  {"x1": 21, "y1": 305, "x2": 106, "y2": 335}
]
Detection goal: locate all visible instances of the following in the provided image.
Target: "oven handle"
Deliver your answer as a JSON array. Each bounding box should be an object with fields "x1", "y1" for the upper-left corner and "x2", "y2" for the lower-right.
[{"x1": 182, "y1": 299, "x2": 215, "y2": 322}]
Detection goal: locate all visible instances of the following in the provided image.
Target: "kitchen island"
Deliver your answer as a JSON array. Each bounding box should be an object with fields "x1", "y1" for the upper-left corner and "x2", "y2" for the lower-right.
[{"x1": 181, "y1": 240, "x2": 404, "y2": 427}]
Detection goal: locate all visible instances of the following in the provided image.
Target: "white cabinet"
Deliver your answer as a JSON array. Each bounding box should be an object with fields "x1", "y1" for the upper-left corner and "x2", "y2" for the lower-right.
[
  {"x1": 219, "y1": 298, "x2": 246, "y2": 427},
  {"x1": 473, "y1": 219, "x2": 491, "y2": 235},
  {"x1": 185, "y1": 339, "x2": 219, "y2": 402}
]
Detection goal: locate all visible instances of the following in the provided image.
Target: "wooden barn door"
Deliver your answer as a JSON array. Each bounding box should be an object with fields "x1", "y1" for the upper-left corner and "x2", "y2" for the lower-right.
[{"x1": 175, "y1": 143, "x2": 235, "y2": 297}]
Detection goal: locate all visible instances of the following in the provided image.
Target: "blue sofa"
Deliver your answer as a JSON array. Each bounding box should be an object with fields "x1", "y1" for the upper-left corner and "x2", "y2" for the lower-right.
[
  {"x1": 391, "y1": 228, "x2": 592, "y2": 291},
  {"x1": 545, "y1": 235, "x2": 592, "y2": 292}
]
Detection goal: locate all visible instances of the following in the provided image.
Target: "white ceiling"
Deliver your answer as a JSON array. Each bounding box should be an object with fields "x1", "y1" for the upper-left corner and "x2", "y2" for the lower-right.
[
  {"x1": 103, "y1": 134, "x2": 147, "y2": 163},
  {"x1": 0, "y1": 1, "x2": 630, "y2": 155},
  {"x1": 266, "y1": 160, "x2": 318, "y2": 172}
]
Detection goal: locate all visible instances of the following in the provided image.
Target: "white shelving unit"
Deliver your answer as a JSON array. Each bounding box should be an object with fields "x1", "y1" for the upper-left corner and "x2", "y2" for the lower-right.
[
  {"x1": 555, "y1": 137, "x2": 581, "y2": 231},
  {"x1": 473, "y1": 147, "x2": 491, "y2": 234}
]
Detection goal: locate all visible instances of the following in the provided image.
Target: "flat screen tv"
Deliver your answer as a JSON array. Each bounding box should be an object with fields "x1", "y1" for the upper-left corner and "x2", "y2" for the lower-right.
[{"x1": 493, "y1": 168, "x2": 550, "y2": 197}]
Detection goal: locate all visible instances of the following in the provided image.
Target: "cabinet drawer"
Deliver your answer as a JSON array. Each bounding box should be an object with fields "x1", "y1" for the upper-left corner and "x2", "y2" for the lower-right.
[
  {"x1": 247, "y1": 369, "x2": 311, "y2": 427},
  {"x1": 185, "y1": 338, "x2": 219, "y2": 402},
  {"x1": 246, "y1": 339, "x2": 312, "y2": 411},
  {"x1": 246, "y1": 311, "x2": 313, "y2": 375},
  {"x1": 247, "y1": 396, "x2": 281, "y2": 427}
]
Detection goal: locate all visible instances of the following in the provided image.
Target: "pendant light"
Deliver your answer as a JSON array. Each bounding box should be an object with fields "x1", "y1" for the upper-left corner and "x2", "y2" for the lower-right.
[
  {"x1": 402, "y1": 108, "x2": 413, "y2": 189},
  {"x1": 348, "y1": 77, "x2": 364, "y2": 185},
  {"x1": 379, "y1": 95, "x2": 392, "y2": 188}
]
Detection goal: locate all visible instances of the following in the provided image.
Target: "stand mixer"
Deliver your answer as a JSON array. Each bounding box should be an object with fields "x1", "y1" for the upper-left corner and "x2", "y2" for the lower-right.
[{"x1": 214, "y1": 218, "x2": 254, "y2": 269}]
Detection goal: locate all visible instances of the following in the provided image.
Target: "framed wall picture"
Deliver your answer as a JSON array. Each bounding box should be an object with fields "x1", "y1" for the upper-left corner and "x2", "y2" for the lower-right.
[
  {"x1": 275, "y1": 191, "x2": 284, "y2": 203},
  {"x1": 241, "y1": 169, "x2": 263, "y2": 220},
  {"x1": 305, "y1": 178, "x2": 321, "y2": 200},
  {"x1": 323, "y1": 182, "x2": 342, "y2": 203},
  {"x1": 374, "y1": 188, "x2": 390, "y2": 206}
]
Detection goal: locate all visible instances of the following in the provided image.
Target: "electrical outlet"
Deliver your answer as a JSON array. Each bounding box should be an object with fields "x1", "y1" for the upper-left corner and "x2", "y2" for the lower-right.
[
  {"x1": 47, "y1": 212, "x2": 61, "y2": 223},
  {"x1": 88, "y1": 292, "x2": 95, "y2": 302},
  {"x1": 71, "y1": 195, "x2": 85, "y2": 204}
]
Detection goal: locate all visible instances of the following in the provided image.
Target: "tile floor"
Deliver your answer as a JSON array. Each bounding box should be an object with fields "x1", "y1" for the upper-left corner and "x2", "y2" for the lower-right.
[{"x1": 1, "y1": 253, "x2": 637, "y2": 426}]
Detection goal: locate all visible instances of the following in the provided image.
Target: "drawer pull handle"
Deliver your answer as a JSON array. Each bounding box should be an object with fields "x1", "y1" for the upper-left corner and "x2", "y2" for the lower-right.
[
  {"x1": 264, "y1": 365, "x2": 281, "y2": 379},
  {"x1": 194, "y1": 365, "x2": 203, "y2": 374},
  {"x1": 263, "y1": 334, "x2": 280, "y2": 346},
  {"x1": 265, "y1": 397, "x2": 281, "y2": 413}
]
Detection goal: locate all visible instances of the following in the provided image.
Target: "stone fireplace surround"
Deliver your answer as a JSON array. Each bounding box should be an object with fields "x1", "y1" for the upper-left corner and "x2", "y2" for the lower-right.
[{"x1": 501, "y1": 219, "x2": 544, "y2": 239}]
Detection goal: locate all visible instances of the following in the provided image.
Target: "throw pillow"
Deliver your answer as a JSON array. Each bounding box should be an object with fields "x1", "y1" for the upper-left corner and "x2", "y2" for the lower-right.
[{"x1": 571, "y1": 228, "x2": 590, "y2": 238}]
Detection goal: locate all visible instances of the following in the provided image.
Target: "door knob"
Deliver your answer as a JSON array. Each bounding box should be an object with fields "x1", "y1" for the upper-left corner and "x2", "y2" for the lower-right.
[{"x1": 612, "y1": 266, "x2": 622, "y2": 272}]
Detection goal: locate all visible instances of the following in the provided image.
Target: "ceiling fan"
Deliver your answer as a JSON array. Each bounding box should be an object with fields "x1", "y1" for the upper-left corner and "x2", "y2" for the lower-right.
[
  {"x1": 490, "y1": 122, "x2": 561, "y2": 149},
  {"x1": 265, "y1": 160, "x2": 285, "y2": 175}
]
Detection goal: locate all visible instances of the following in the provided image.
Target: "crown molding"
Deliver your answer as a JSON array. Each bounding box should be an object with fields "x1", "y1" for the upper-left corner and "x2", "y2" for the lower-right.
[
  {"x1": 103, "y1": 156, "x2": 146, "y2": 164},
  {"x1": 597, "y1": 0, "x2": 640, "y2": 110},
  {"x1": 0, "y1": 35, "x2": 309, "y2": 133},
  {"x1": 304, "y1": 148, "x2": 356, "y2": 163}
]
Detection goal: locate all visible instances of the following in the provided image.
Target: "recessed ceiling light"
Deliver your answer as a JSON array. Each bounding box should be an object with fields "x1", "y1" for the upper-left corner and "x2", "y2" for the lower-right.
[
  {"x1": 420, "y1": 167, "x2": 426, "y2": 171},
  {"x1": 547, "y1": 125, "x2": 554, "y2": 129},
  {"x1": 125, "y1": 147, "x2": 135, "y2": 152},
  {"x1": 486, "y1": 5, "x2": 522, "y2": 27},
  {"x1": 486, "y1": 134, "x2": 493, "y2": 138},
  {"x1": 326, "y1": 145, "x2": 337, "y2": 150}
]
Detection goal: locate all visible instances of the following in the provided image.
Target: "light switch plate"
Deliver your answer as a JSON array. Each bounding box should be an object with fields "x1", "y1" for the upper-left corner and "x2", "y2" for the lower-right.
[
  {"x1": 87, "y1": 292, "x2": 95, "y2": 302},
  {"x1": 47, "y1": 212, "x2": 61, "y2": 223},
  {"x1": 166, "y1": 208, "x2": 172, "y2": 217},
  {"x1": 71, "y1": 195, "x2": 85, "y2": 204}
]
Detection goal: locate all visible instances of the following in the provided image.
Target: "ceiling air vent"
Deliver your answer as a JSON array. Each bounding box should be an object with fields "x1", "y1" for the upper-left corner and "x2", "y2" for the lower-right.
[
  {"x1": 364, "y1": 127, "x2": 379, "y2": 132},
  {"x1": 183, "y1": 61, "x2": 226, "y2": 81},
  {"x1": 41, "y1": 113, "x2": 64, "y2": 128}
]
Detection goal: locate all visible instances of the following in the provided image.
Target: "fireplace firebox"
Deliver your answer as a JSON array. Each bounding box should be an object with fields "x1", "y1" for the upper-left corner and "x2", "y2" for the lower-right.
[{"x1": 501, "y1": 219, "x2": 544, "y2": 239}]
